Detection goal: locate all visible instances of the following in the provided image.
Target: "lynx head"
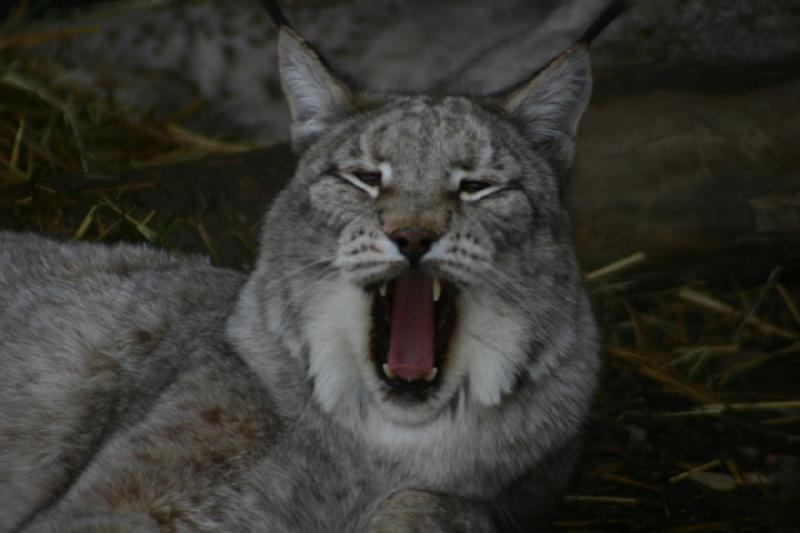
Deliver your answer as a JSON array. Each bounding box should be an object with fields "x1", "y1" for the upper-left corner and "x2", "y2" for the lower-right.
[{"x1": 234, "y1": 26, "x2": 593, "y2": 431}]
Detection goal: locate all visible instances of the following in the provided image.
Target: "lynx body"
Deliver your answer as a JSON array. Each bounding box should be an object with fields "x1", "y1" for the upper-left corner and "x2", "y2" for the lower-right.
[{"x1": 0, "y1": 21, "x2": 600, "y2": 533}]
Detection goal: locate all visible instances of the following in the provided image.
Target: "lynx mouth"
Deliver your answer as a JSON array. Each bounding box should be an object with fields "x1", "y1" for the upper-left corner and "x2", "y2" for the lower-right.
[{"x1": 368, "y1": 270, "x2": 457, "y2": 399}]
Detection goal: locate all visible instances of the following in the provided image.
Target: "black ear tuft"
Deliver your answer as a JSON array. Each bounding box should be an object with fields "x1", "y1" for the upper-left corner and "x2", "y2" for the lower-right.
[
  {"x1": 257, "y1": 0, "x2": 294, "y2": 30},
  {"x1": 578, "y1": 0, "x2": 630, "y2": 46}
]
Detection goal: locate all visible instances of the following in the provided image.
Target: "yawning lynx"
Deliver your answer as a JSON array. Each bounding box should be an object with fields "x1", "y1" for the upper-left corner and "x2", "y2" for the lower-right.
[{"x1": 0, "y1": 5, "x2": 610, "y2": 531}]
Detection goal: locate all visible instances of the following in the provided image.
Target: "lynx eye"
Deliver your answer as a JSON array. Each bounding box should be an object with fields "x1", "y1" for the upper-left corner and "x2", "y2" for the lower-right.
[
  {"x1": 459, "y1": 179, "x2": 492, "y2": 194},
  {"x1": 351, "y1": 170, "x2": 382, "y2": 188},
  {"x1": 333, "y1": 167, "x2": 383, "y2": 198},
  {"x1": 458, "y1": 177, "x2": 504, "y2": 202}
]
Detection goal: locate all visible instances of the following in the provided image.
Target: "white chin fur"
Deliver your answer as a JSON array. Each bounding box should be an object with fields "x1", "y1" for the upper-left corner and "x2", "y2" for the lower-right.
[
  {"x1": 301, "y1": 277, "x2": 447, "y2": 425},
  {"x1": 303, "y1": 277, "x2": 528, "y2": 428},
  {"x1": 453, "y1": 292, "x2": 527, "y2": 406},
  {"x1": 303, "y1": 280, "x2": 371, "y2": 413}
]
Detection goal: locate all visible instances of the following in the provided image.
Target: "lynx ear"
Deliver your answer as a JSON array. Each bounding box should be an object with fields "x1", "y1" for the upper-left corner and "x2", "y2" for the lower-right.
[
  {"x1": 278, "y1": 27, "x2": 353, "y2": 151},
  {"x1": 500, "y1": 45, "x2": 592, "y2": 176}
]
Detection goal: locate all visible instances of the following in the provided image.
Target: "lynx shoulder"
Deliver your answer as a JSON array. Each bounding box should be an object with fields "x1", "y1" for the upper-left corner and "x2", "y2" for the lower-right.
[{"x1": 0, "y1": 3, "x2": 621, "y2": 531}]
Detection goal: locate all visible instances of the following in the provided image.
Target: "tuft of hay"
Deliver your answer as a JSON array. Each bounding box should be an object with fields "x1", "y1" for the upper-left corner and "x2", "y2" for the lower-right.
[
  {"x1": 0, "y1": 25, "x2": 257, "y2": 189},
  {"x1": 566, "y1": 263, "x2": 800, "y2": 531}
]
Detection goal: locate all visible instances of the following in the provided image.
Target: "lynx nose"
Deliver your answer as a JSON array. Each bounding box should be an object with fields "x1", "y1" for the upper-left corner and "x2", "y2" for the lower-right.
[{"x1": 389, "y1": 227, "x2": 438, "y2": 266}]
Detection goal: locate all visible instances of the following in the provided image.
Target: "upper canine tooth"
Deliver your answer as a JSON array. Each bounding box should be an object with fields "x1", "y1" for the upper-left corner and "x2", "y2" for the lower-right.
[
  {"x1": 433, "y1": 278, "x2": 442, "y2": 302},
  {"x1": 379, "y1": 283, "x2": 387, "y2": 297},
  {"x1": 424, "y1": 367, "x2": 438, "y2": 382}
]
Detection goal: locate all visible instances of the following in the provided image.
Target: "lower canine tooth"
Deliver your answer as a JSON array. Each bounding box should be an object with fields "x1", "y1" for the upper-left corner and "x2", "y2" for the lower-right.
[
  {"x1": 379, "y1": 284, "x2": 387, "y2": 297},
  {"x1": 433, "y1": 279, "x2": 442, "y2": 302},
  {"x1": 424, "y1": 367, "x2": 438, "y2": 382},
  {"x1": 382, "y1": 363, "x2": 395, "y2": 379}
]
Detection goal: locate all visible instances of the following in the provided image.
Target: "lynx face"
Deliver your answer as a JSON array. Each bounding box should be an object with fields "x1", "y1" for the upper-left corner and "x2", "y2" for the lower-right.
[{"x1": 247, "y1": 28, "x2": 592, "y2": 428}]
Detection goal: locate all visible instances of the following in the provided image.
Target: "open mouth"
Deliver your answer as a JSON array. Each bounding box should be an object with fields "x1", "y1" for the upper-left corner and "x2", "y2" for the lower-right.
[{"x1": 369, "y1": 270, "x2": 457, "y2": 398}]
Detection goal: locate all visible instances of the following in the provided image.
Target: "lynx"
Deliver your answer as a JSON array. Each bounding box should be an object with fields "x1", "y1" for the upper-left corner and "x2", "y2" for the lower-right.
[{"x1": 0, "y1": 3, "x2": 614, "y2": 530}]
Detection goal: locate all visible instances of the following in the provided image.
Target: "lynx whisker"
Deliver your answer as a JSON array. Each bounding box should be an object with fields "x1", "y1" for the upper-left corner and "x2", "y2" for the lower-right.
[{"x1": 256, "y1": 255, "x2": 339, "y2": 293}]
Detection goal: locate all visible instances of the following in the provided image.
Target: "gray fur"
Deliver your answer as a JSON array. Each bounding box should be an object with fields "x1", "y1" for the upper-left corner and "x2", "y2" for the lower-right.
[{"x1": 0, "y1": 25, "x2": 599, "y2": 532}]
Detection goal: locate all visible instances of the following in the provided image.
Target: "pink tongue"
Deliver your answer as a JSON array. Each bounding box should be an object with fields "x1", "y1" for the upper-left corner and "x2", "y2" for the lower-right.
[{"x1": 386, "y1": 271, "x2": 435, "y2": 382}]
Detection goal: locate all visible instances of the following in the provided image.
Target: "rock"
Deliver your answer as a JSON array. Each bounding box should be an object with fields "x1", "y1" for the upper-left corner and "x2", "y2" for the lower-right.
[
  {"x1": 687, "y1": 471, "x2": 737, "y2": 491},
  {"x1": 570, "y1": 79, "x2": 800, "y2": 267},
  {"x1": 14, "y1": 0, "x2": 800, "y2": 139},
  {"x1": 687, "y1": 471, "x2": 772, "y2": 491}
]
